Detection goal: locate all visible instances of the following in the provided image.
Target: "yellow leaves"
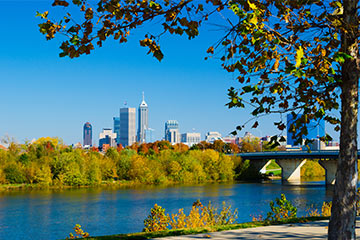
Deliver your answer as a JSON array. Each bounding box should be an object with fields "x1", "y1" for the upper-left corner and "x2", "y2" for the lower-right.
[
  {"x1": 249, "y1": 15, "x2": 258, "y2": 25},
  {"x1": 248, "y1": 0, "x2": 257, "y2": 10},
  {"x1": 295, "y1": 46, "x2": 304, "y2": 68}
]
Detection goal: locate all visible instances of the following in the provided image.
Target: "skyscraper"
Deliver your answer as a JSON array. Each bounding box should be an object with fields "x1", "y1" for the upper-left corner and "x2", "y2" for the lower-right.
[
  {"x1": 120, "y1": 107, "x2": 136, "y2": 147},
  {"x1": 165, "y1": 120, "x2": 180, "y2": 144},
  {"x1": 83, "y1": 122, "x2": 92, "y2": 146},
  {"x1": 287, "y1": 114, "x2": 325, "y2": 146},
  {"x1": 113, "y1": 117, "x2": 120, "y2": 145},
  {"x1": 137, "y1": 92, "x2": 148, "y2": 143}
]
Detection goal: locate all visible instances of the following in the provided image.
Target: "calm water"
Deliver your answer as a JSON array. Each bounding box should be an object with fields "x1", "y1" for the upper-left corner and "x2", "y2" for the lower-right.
[{"x1": 0, "y1": 180, "x2": 333, "y2": 240}]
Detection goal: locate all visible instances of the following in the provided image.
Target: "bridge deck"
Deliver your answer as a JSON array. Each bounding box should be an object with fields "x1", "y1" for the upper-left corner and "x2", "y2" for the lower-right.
[{"x1": 237, "y1": 150, "x2": 360, "y2": 160}]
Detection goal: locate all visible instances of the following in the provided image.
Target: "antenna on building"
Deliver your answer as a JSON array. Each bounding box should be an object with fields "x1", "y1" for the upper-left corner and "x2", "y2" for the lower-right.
[
  {"x1": 142, "y1": 91, "x2": 145, "y2": 101},
  {"x1": 124, "y1": 101, "x2": 127, "y2": 106}
]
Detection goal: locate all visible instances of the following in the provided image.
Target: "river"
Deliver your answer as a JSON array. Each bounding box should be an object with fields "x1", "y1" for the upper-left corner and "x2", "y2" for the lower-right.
[{"x1": 0, "y1": 180, "x2": 333, "y2": 240}]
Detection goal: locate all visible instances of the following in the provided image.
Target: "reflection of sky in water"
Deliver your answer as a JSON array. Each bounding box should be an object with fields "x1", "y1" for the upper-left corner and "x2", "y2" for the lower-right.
[{"x1": 0, "y1": 181, "x2": 333, "y2": 239}]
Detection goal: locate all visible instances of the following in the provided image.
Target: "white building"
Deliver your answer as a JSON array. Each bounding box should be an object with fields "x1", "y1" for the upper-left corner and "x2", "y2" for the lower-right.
[
  {"x1": 205, "y1": 131, "x2": 222, "y2": 143},
  {"x1": 99, "y1": 128, "x2": 117, "y2": 147},
  {"x1": 137, "y1": 92, "x2": 149, "y2": 143},
  {"x1": 165, "y1": 120, "x2": 180, "y2": 144},
  {"x1": 181, "y1": 132, "x2": 201, "y2": 146}
]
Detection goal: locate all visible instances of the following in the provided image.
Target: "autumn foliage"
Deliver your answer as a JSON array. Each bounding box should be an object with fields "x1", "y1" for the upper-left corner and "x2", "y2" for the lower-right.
[{"x1": 0, "y1": 138, "x2": 254, "y2": 187}]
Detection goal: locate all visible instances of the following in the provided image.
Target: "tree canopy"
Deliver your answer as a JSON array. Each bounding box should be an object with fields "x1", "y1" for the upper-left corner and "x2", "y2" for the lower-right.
[{"x1": 38, "y1": 0, "x2": 360, "y2": 239}]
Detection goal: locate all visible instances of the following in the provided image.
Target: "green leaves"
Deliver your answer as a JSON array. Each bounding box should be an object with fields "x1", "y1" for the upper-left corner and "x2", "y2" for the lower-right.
[{"x1": 333, "y1": 52, "x2": 353, "y2": 63}]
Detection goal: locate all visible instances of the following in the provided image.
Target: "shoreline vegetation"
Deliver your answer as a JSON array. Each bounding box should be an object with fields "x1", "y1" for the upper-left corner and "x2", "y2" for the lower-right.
[
  {"x1": 66, "y1": 194, "x2": 332, "y2": 239},
  {"x1": 78, "y1": 216, "x2": 330, "y2": 240},
  {"x1": 0, "y1": 137, "x2": 326, "y2": 192}
]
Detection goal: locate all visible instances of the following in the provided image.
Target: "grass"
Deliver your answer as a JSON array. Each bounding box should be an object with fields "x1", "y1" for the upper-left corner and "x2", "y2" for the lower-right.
[{"x1": 81, "y1": 216, "x2": 329, "y2": 240}]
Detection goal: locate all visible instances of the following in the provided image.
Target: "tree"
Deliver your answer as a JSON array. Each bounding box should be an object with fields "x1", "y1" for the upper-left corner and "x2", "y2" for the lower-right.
[{"x1": 38, "y1": 0, "x2": 359, "y2": 238}]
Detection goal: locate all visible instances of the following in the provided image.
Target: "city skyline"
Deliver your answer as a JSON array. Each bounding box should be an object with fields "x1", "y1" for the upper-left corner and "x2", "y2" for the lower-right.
[{"x1": 0, "y1": 1, "x2": 341, "y2": 145}]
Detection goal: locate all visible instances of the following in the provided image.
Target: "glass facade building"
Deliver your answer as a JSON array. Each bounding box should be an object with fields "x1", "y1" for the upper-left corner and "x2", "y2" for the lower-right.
[
  {"x1": 120, "y1": 107, "x2": 136, "y2": 147},
  {"x1": 287, "y1": 114, "x2": 325, "y2": 146},
  {"x1": 113, "y1": 117, "x2": 120, "y2": 145},
  {"x1": 83, "y1": 122, "x2": 92, "y2": 146}
]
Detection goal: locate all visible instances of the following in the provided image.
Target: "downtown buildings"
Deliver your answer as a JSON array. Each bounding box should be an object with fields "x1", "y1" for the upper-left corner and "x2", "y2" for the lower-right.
[{"x1": 108, "y1": 93, "x2": 151, "y2": 147}]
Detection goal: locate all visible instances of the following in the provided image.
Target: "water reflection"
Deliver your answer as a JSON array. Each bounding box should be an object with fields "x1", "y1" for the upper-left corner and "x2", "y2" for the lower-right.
[{"x1": 0, "y1": 181, "x2": 333, "y2": 240}]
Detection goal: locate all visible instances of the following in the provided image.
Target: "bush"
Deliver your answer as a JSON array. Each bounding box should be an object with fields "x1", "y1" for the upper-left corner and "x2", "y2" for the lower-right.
[
  {"x1": 143, "y1": 200, "x2": 238, "y2": 233},
  {"x1": 4, "y1": 163, "x2": 25, "y2": 184},
  {"x1": 143, "y1": 204, "x2": 169, "y2": 232},
  {"x1": 266, "y1": 194, "x2": 297, "y2": 221}
]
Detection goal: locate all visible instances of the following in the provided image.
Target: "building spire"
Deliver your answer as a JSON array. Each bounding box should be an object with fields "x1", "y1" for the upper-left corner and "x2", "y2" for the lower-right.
[{"x1": 140, "y1": 91, "x2": 147, "y2": 107}]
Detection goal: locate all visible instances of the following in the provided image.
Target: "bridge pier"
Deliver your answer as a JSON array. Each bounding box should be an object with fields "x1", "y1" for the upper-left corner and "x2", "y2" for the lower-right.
[
  {"x1": 318, "y1": 159, "x2": 337, "y2": 185},
  {"x1": 275, "y1": 159, "x2": 306, "y2": 182},
  {"x1": 249, "y1": 159, "x2": 272, "y2": 173}
]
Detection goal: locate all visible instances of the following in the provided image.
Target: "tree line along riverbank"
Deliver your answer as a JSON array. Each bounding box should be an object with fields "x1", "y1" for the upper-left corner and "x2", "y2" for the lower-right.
[{"x1": 0, "y1": 137, "x2": 324, "y2": 189}]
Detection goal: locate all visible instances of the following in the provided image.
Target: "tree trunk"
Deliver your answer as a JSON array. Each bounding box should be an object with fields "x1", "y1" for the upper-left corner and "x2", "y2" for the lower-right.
[{"x1": 328, "y1": 0, "x2": 359, "y2": 239}]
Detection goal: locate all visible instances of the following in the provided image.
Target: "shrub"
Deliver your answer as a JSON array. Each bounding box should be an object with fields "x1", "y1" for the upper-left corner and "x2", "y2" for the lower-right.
[
  {"x1": 66, "y1": 224, "x2": 89, "y2": 239},
  {"x1": 322, "y1": 201, "x2": 332, "y2": 217},
  {"x1": 170, "y1": 200, "x2": 237, "y2": 229},
  {"x1": 266, "y1": 194, "x2": 297, "y2": 221},
  {"x1": 143, "y1": 204, "x2": 169, "y2": 232}
]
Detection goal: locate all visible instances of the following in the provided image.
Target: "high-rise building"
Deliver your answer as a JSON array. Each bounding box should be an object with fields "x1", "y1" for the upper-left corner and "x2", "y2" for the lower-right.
[
  {"x1": 99, "y1": 128, "x2": 117, "y2": 148},
  {"x1": 145, "y1": 128, "x2": 155, "y2": 143},
  {"x1": 287, "y1": 114, "x2": 325, "y2": 146},
  {"x1": 137, "y1": 92, "x2": 148, "y2": 143},
  {"x1": 83, "y1": 122, "x2": 92, "y2": 146},
  {"x1": 181, "y1": 132, "x2": 201, "y2": 146},
  {"x1": 120, "y1": 107, "x2": 136, "y2": 147},
  {"x1": 165, "y1": 120, "x2": 180, "y2": 144},
  {"x1": 113, "y1": 117, "x2": 120, "y2": 145}
]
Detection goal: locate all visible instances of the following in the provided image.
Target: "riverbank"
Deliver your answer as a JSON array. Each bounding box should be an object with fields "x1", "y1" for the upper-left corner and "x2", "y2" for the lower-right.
[
  {"x1": 82, "y1": 217, "x2": 329, "y2": 240},
  {"x1": 157, "y1": 218, "x2": 360, "y2": 240}
]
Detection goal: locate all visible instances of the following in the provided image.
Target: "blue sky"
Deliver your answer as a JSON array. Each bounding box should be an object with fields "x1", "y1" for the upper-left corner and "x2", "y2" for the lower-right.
[{"x1": 0, "y1": 0, "x2": 340, "y2": 145}]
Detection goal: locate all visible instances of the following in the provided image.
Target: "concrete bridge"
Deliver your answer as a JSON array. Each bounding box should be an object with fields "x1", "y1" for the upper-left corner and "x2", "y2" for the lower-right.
[{"x1": 238, "y1": 150, "x2": 359, "y2": 185}]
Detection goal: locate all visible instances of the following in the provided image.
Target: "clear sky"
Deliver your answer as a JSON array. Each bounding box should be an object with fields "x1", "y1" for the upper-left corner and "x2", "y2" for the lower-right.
[{"x1": 0, "y1": 0, "x2": 340, "y2": 145}]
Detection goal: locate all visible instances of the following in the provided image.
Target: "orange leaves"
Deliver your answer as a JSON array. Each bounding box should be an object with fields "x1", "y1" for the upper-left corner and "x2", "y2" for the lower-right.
[
  {"x1": 85, "y1": 8, "x2": 93, "y2": 20},
  {"x1": 52, "y1": 0, "x2": 69, "y2": 7},
  {"x1": 206, "y1": 46, "x2": 214, "y2": 54},
  {"x1": 273, "y1": 56, "x2": 280, "y2": 71}
]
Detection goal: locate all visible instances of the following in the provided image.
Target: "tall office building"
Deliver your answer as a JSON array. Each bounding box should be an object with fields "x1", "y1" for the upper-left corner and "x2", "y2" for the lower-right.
[
  {"x1": 83, "y1": 122, "x2": 92, "y2": 146},
  {"x1": 113, "y1": 117, "x2": 120, "y2": 145},
  {"x1": 165, "y1": 120, "x2": 180, "y2": 144},
  {"x1": 120, "y1": 107, "x2": 136, "y2": 147},
  {"x1": 137, "y1": 92, "x2": 149, "y2": 143},
  {"x1": 287, "y1": 114, "x2": 325, "y2": 146}
]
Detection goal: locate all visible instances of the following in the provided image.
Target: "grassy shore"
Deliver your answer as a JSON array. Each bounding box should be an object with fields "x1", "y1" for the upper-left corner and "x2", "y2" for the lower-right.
[{"x1": 81, "y1": 216, "x2": 329, "y2": 240}]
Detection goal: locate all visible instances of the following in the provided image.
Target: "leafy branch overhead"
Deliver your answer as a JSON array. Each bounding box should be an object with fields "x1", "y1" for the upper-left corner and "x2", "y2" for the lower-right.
[
  {"x1": 37, "y1": 0, "x2": 348, "y2": 141},
  {"x1": 37, "y1": 0, "x2": 208, "y2": 61}
]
